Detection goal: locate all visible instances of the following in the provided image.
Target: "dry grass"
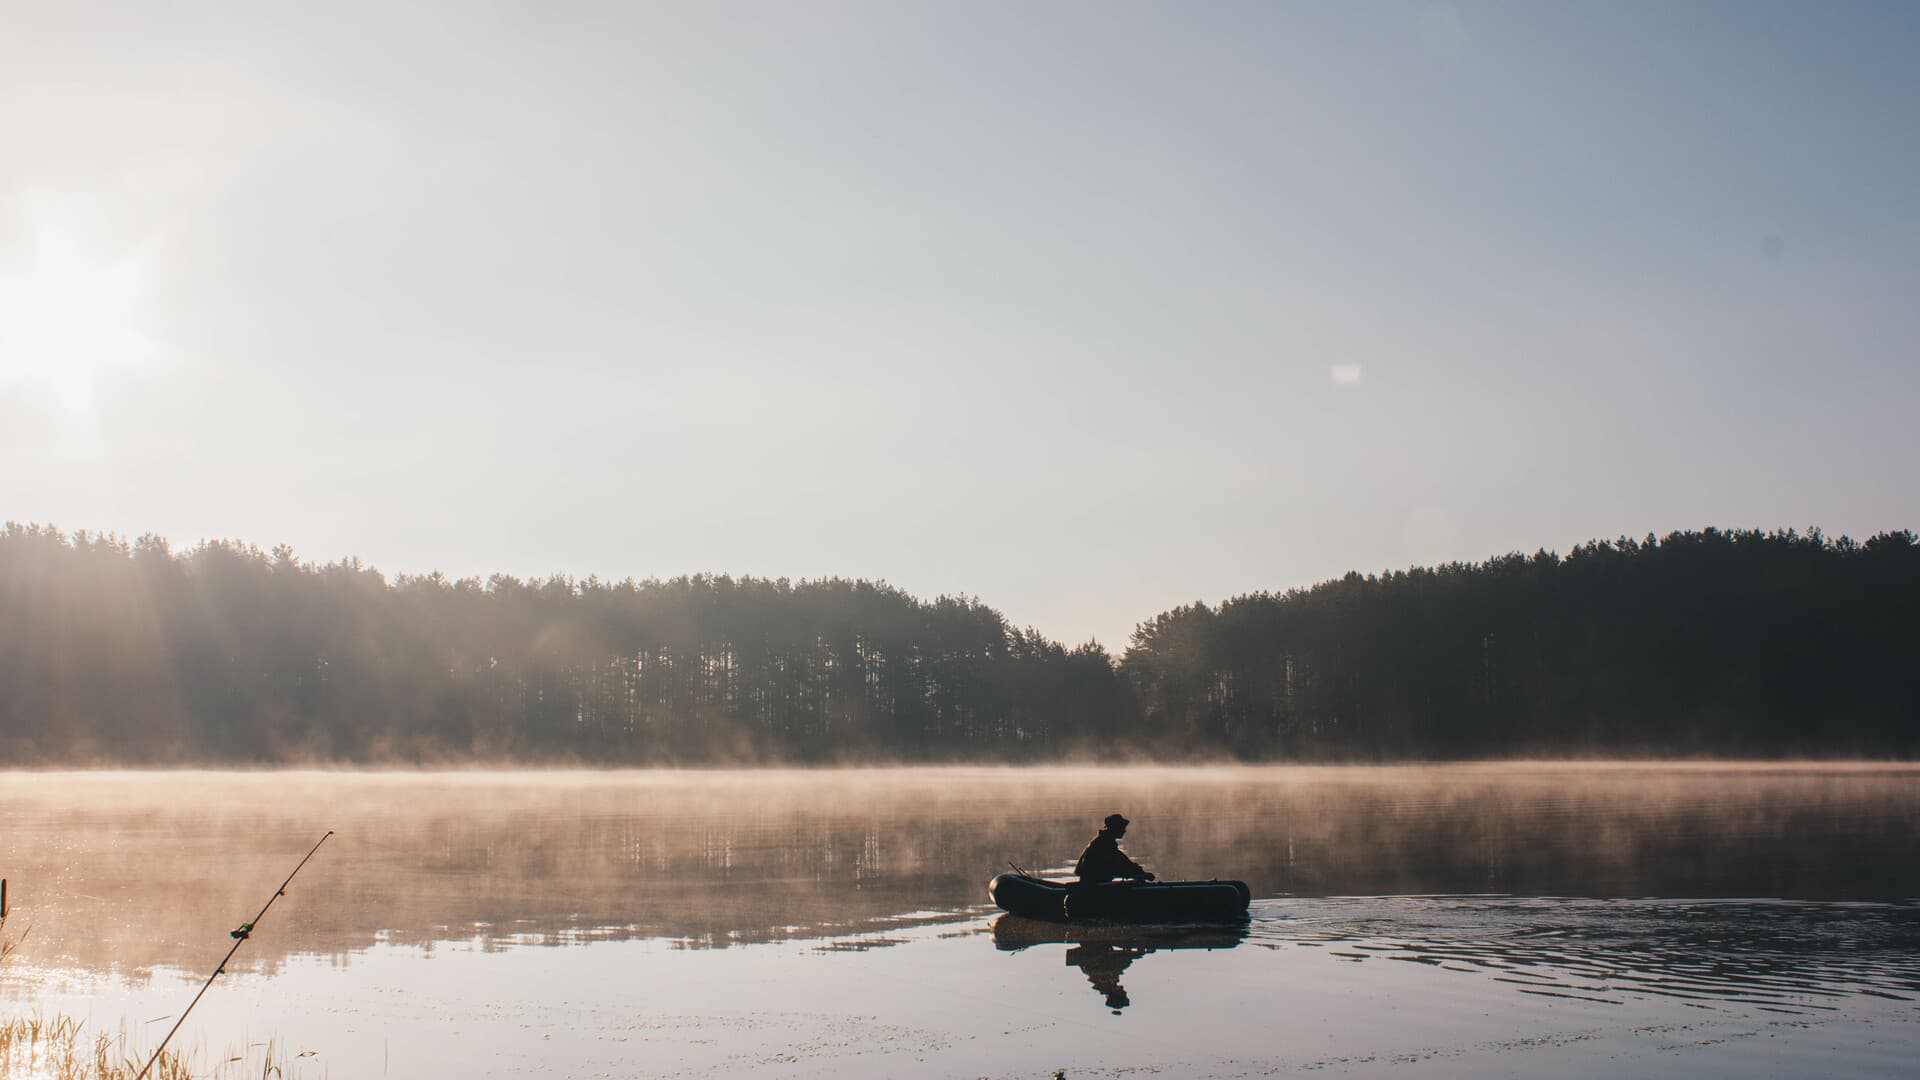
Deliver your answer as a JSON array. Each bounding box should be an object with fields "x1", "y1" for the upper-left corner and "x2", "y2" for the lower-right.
[
  {"x1": 0, "y1": 1014, "x2": 195, "y2": 1080},
  {"x1": 0, "y1": 1013, "x2": 301, "y2": 1080}
]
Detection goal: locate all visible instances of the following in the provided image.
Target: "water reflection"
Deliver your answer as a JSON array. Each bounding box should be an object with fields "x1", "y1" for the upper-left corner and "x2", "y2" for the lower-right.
[
  {"x1": 991, "y1": 914, "x2": 1248, "y2": 1011},
  {"x1": 1, "y1": 764, "x2": 1916, "y2": 977},
  {"x1": 1250, "y1": 896, "x2": 1920, "y2": 1012}
]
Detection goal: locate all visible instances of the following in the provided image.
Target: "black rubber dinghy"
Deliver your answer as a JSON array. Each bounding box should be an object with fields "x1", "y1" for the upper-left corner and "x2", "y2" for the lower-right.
[{"x1": 988, "y1": 873, "x2": 1251, "y2": 924}]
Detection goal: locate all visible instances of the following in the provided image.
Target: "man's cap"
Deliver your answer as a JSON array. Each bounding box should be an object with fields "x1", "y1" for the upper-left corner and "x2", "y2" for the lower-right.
[{"x1": 1104, "y1": 813, "x2": 1130, "y2": 829}]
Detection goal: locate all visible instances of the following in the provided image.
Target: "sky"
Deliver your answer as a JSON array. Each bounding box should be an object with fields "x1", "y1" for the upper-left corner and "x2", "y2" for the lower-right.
[{"x1": 2, "y1": 1, "x2": 1917, "y2": 650}]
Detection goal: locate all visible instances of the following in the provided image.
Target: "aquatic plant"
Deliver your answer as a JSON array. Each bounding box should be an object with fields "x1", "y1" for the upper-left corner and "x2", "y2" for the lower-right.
[
  {"x1": 0, "y1": 1014, "x2": 195, "y2": 1080},
  {"x1": 0, "y1": 880, "x2": 23, "y2": 964}
]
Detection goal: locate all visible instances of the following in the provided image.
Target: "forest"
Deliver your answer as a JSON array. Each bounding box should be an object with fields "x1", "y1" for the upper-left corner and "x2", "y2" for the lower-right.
[{"x1": 1, "y1": 522, "x2": 1915, "y2": 763}]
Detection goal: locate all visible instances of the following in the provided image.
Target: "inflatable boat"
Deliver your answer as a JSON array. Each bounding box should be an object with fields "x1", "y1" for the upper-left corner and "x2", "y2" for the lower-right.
[{"x1": 988, "y1": 872, "x2": 1251, "y2": 924}]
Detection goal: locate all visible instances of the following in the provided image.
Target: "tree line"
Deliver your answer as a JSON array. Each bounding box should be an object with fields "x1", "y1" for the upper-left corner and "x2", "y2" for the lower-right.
[
  {"x1": 1123, "y1": 528, "x2": 1919, "y2": 758},
  {"x1": 1, "y1": 523, "x2": 1914, "y2": 763}
]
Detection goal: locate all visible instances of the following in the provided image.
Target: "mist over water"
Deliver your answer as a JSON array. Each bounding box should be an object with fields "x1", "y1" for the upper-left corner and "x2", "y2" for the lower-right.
[
  {"x1": 3, "y1": 763, "x2": 1916, "y2": 1077},
  {"x1": 6, "y1": 763, "x2": 1915, "y2": 970}
]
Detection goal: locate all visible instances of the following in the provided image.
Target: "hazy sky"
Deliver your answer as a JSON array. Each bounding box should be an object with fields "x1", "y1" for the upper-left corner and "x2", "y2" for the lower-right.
[{"x1": 3, "y1": 2, "x2": 1917, "y2": 649}]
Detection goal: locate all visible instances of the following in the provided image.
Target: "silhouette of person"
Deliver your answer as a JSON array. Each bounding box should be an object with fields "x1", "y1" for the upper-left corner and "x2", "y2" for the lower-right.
[
  {"x1": 1074, "y1": 813, "x2": 1155, "y2": 883},
  {"x1": 1066, "y1": 942, "x2": 1150, "y2": 1011}
]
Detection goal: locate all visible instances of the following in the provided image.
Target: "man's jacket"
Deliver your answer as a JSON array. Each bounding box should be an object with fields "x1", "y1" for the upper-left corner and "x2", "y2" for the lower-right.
[{"x1": 1074, "y1": 830, "x2": 1149, "y2": 883}]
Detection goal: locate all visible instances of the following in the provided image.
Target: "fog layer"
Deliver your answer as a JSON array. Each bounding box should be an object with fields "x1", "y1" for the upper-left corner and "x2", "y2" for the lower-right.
[{"x1": 4, "y1": 764, "x2": 1915, "y2": 977}]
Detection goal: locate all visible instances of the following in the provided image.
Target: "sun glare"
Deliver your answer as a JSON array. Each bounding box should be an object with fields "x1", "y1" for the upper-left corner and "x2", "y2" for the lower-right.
[{"x1": 0, "y1": 219, "x2": 153, "y2": 415}]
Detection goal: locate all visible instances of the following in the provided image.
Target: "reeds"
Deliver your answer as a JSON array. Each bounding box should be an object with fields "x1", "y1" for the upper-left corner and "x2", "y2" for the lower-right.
[
  {"x1": 0, "y1": 1014, "x2": 195, "y2": 1080},
  {"x1": 0, "y1": 880, "x2": 23, "y2": 965}
]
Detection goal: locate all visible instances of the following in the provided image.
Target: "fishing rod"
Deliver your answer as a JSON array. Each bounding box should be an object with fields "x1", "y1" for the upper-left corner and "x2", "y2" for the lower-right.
[{"x1": 136, "y1": 830, "x2": 333, "y2": 1080}]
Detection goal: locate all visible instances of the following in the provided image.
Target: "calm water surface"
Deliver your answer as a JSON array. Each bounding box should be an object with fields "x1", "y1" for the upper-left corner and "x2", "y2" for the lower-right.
[{"x1": 2, "y1": 764, "x2": 1916, "y2": 1078}]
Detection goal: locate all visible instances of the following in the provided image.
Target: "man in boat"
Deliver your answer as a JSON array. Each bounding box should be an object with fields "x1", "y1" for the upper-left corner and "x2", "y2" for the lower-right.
[{"x1": 1074, "y1": 813, "x2": 1156, "y2": 883}]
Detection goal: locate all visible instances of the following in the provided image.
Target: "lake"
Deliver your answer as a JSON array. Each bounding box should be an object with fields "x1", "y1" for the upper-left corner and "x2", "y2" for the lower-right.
[{"x1": 2, "y1": 763, "x2": 1917, "y2": 1078}]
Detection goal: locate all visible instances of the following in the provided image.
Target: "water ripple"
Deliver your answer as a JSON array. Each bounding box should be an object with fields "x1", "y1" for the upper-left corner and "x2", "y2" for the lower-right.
[{"x1": 1247, "y1": 896, "x2": 1920, "y2": 1011}]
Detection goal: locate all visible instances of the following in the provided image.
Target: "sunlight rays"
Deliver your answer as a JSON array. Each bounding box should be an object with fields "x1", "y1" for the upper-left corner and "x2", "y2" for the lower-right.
[{"x1": 0, "y1": 204, "x2": 156, "y2": 417}]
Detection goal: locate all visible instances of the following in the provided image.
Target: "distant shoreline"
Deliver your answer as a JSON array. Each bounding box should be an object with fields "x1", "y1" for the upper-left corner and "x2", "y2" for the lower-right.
[{"x1": 5, "y1": 523, "x2": 1917, "y2": 764}]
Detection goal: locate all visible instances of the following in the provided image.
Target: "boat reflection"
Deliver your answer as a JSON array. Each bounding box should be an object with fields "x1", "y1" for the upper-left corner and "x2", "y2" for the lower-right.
[{"x1": 991, "y1": 914, "x2": 1248, "y2": 1012}]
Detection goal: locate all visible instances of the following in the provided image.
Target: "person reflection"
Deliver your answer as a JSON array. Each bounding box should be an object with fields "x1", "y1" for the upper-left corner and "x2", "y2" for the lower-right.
[
  {"x1": 992, "y1": 915, "x2": 1250, "y2": 1015},
  {"x1": 1066, "y1": 941, "x2": 1151, "y2": 1012},
  {"x1": 1075, "y1": 813, "x2": 1154, "y2": 883}
]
